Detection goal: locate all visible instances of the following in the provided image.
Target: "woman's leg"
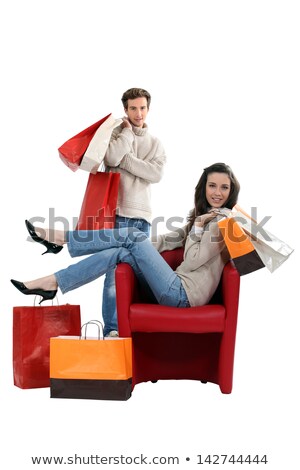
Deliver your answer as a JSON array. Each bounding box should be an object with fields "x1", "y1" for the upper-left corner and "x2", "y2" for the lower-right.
[
  {"x1": 30, "y1": 226, "x2": 66, "y2": 246},
  {"x1": 55, "y1": 227, "x2": 188, "y2": 307}
]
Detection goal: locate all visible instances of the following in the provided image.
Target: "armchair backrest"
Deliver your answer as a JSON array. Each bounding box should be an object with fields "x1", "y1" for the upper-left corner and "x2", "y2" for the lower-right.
[{"x1": 160, "y1": 247, "x2": 184, "y2": 270}]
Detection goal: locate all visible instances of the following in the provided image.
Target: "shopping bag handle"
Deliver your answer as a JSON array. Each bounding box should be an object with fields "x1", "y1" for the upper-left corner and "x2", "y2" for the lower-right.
[{"x1": 80, "y1": 320, "x2": 105, "y2": 340}]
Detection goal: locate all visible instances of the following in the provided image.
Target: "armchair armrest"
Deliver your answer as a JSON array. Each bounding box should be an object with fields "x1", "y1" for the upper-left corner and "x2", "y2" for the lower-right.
[
  {"x1": 115, "y1": 263, "x2": 139, "y2": 337},
  {"x1": 222, "y1": 261, "x2": 240, "y2": 315},
  {"x1": 218, "y1": 261, "x2": 240, "y2": 392}
]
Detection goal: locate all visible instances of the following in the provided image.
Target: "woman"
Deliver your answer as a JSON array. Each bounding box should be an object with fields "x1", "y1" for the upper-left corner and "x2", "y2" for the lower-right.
[{"x1": 11, "y1": 163, "x2": 240, "y2": 308}]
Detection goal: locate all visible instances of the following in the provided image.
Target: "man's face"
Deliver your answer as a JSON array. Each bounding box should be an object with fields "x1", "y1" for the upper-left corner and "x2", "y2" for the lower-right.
[{"x1": 125, "y1": 97, "x2": 149, "y2": 128}]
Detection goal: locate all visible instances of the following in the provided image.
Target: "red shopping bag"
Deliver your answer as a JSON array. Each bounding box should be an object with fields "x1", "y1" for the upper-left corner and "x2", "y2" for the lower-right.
[
  {"x1": 58, "y1": 113, "x2": 112, "y2": 171},
  {"x1": 13, "y1": 303, "x2": 81, "y2": 389},
  {"x1": 76, "y1": 172, "x2": 120, "y2": 230}
]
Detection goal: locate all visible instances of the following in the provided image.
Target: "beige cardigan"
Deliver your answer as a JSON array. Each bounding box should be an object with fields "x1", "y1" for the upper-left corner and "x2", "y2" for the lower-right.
[
  {"x1": 151, "y1": 218, "x2": 230, "y2": 306},
  {"x1": 104, "y1": 124, "x2": 166, "y2": 223}
]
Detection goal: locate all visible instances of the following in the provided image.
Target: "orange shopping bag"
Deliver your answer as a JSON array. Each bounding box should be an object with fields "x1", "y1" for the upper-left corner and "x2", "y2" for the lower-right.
[
  {"x1": 218, "y1": 216, "x2": 265, "y2": 276},
  {"x1": 50, "y1": 321, "x2": 132, "y2": 401}
]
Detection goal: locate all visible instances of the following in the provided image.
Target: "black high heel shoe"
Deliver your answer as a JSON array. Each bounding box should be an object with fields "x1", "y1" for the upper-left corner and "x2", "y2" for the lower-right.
[
  {"x1": 25, "y1": 220, "x2": 63, "y2": 255},
  {"x1": 11, "y1": 279, "x2": 58, "y2": 305}
]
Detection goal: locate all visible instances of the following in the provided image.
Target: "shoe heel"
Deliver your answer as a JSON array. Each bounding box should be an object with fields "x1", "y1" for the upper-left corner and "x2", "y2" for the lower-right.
[{"x1": 42, "y1": 244, "x2": 63, "y2": 255}]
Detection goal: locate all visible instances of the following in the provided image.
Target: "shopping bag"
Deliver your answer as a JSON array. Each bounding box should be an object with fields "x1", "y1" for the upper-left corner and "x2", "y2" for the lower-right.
[
  {"x1": 13, "y1": 303, "x2": 81, "y2": 389},
  {"x1": 231, "y1": 206, "x2": 294, "y2": 273},
  {"x1": 79, "y1": 115, "x2": 122, "y2": 173},
  {"x1": 58, "y1": 113, "x2": 112, "y2": 172},
  {"x1": 218, "y1": 217, "x2": 265, "y2": 275},
  {"x1": 218, "y1": 206, "x2": 294, "y2": 275},
  {"x1": 76, "y1": 171, "x2": 120, "y2": 230},
  {"x1": 50, "y1": 321, "x2": 132, "y2": 400}
]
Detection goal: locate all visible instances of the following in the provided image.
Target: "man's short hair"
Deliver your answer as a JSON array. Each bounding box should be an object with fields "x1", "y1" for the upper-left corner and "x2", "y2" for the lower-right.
[{"x1": 121, "y1": 88, "x2": 151, "y2": 110}]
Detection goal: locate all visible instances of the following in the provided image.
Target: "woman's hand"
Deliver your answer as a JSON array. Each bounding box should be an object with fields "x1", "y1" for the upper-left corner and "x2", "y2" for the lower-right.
[{"x1": 195, "y1": 209, "x2": 221, "y2": 227}]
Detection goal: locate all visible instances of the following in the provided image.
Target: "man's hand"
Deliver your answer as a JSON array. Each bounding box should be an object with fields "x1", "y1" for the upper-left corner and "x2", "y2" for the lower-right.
[{"x1": 121, "y1": 118, "x2": 132, "y2": 129}]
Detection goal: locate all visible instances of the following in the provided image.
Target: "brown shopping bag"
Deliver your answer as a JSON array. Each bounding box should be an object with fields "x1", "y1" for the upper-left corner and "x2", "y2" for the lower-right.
[
  {"x1": 50, "y1": 321, "x2": 132, "y2": 400},
  {"x1": 13, "y1": 303, "x2": 81, "y2": 389},
  {"x1": 76, "y1": 171, "x2": 120, "y2": 230}
]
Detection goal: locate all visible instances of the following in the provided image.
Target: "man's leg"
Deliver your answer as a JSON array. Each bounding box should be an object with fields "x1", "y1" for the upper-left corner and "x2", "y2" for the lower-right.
[{"x1": 102, "y1": 217, "x2": 150, "y2": 336}]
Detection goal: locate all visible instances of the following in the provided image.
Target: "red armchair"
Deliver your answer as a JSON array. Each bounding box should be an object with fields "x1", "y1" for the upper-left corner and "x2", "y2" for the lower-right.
[{"x1": 115, "y1": 247, "x2": 240, "y2": 394}]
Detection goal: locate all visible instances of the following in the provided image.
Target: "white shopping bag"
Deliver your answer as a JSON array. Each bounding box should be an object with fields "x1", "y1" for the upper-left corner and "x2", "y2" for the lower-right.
[
  {"x1": 79, "y1": 114, "x2": 122, "y2": 174},
  {"x1": 232, "y1": 206, "x2": 294, "y2": 273}
]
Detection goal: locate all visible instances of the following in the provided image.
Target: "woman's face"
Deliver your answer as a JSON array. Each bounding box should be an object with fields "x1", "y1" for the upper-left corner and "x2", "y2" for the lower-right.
[{"x1": 205, "y1": 172, "x2": 231, "y2": 208}]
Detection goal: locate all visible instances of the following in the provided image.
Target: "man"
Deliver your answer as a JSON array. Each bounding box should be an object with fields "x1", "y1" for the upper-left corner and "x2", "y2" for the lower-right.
[{"x1": 103, "y1": 88, "x2": 166, "y2": 336}]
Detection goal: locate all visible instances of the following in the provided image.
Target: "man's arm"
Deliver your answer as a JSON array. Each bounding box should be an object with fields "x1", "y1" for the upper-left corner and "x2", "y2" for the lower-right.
[
  {"x1": 119, "y1": 145, "x2": 166, "y2": 183},
  {"x1": 105, "y1": 121, "x2": 166, "y2": 182},
  {"x1": 104, "y1": 127, "x2": 135, "y2": 167}
]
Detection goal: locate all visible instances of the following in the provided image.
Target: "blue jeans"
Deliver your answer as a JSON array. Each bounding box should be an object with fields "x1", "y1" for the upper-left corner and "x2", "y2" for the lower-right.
[
  {"x1": 102, "y1": 216, "x2": 150, "y2": 335},
  {"x1": 54, "y1": 227, "x2": 190, "y2": 321}
]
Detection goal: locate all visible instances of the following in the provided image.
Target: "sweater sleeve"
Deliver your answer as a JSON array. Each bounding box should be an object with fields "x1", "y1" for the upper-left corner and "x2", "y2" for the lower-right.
[
  {"x1": 104, "y1": 127, "x2": 135, "y2": 167},
  {"x1": 119, "y1": 141, "x2": 166, "y2": 183},
  {"x1": 184, "y1": 221, "x2": 225, "y2": 270},
  {"x1": 151, "y1": 226, "x2": 187, "y2": 252}
]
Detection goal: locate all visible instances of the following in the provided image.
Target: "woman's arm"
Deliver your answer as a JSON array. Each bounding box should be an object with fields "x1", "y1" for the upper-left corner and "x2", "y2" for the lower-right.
[
  {"x1": 184, "y1": 221, "x2": 225, "y2": 269},
  {"x1": 151, "y1": 226, "x2": 187, "y2": 253}
]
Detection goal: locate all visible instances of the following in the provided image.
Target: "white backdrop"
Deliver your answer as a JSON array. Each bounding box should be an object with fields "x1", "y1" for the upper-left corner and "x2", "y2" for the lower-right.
[{"x1": 1, "y1": 1, "x2": 299, "y2": 468}]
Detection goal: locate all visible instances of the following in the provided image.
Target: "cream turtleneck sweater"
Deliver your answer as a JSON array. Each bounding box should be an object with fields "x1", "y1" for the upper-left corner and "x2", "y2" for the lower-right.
[{"x1": 104, "y1": 124, "x2": 166, "y2": 223}]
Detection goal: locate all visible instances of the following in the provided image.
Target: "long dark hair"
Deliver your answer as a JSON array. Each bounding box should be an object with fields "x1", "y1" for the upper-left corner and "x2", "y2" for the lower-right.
[{"x1": 186, "y1": 162, "x2": 240, "y2": 234}]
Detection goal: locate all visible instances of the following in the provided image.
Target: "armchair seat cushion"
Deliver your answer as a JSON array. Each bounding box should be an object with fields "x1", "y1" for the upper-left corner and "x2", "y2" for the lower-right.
[{"x1": 129, "y1": 304, "x2": 226, "y2": 333}]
